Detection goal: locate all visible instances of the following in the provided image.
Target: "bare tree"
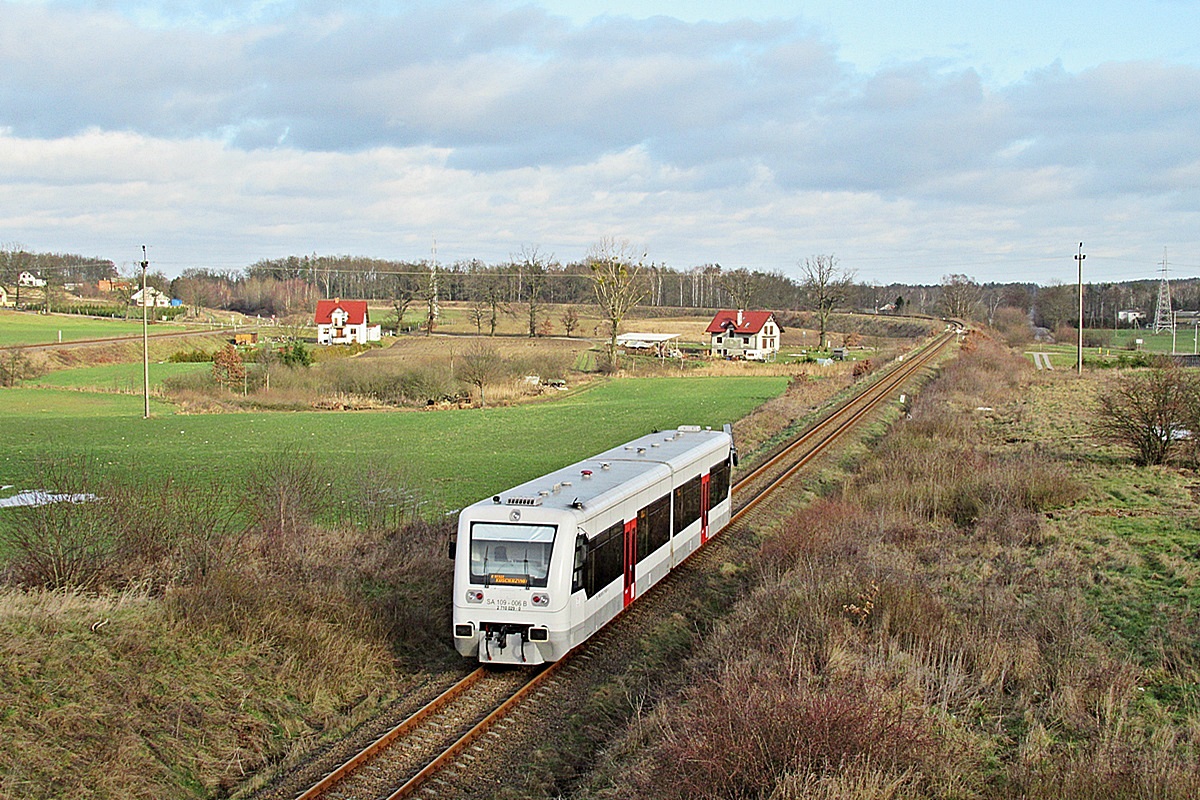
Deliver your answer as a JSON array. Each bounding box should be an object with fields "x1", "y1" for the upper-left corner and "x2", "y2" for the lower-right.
[
  {"x1": 940, "y1": 274, "x2": 982, "y2": 321},
  {"x1": 560, "y1": 306, "x2": 580, "y2": 337},
  {"x1": 718, "y1": 268, "x2": 759, "y2": 310},
  {"x1": 587, "y1": 238, "x2": 648, "y2": 370},
  {"x1": 515, "y1": 245, "x2": 551, "y2": 337},
  {"x1": 1096, "y1": 361, "x2": 1196, "y2": 466},
  {"x1": 800, "y1": 255, "x2": 854, "y2": 350},
  {"x1": 390, "y1": 273, "x2": 419, "y2": 333},
  {"x1": 468, "y1": 299, "x2": 488, "y2": 334},
  {"x1": 456, "y1": 342, "x2": 503, "y2": 407},
  {"x1": 422, "y1": 262, "x2": 439, "y2": 335}
]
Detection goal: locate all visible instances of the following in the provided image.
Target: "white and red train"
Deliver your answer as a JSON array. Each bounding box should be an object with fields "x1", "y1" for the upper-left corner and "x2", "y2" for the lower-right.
[{"x1": 452, "y1": 426, "x2": 736, "y2": 665}]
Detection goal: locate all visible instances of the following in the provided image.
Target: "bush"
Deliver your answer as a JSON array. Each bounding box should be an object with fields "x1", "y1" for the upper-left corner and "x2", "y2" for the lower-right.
[
  {"x1": 1095, "y1": 362, "x2": 1198, "y2": 465},
  {"x1": 278, "y1": 340, "x2": 313, "y2": 367},
  {"x1": 168, "y1": 348, "x2": 211, "y2": 363}
]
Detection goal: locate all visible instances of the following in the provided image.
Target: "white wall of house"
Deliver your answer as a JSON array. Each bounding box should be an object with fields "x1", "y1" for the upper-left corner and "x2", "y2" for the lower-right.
[
  {"x1": 710, "y1": 319, "x2": 779, "y2": 360},
  {"x1": 316, "y1": 318, "x2": 381, "y2": 344}
]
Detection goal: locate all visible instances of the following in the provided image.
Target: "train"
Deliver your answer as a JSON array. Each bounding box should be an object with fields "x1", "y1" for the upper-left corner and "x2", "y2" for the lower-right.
[{"x1": 452, "y1": 425, "x2": 736, "y2": 665}]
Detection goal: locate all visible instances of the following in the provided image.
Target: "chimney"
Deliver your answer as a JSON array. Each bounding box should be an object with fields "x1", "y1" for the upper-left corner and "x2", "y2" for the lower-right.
[{"x1": 736, "y1": 309, "x2": 744, "y2": 326}]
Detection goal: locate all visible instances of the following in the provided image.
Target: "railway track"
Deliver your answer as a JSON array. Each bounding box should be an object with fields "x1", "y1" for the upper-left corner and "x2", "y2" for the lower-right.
[{"x1": 289, "y1": 327, "x2": 959, "y2": 800}]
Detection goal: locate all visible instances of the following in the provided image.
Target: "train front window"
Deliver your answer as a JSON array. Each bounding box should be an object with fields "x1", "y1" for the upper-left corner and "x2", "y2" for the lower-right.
[{"x1": 469, "y1": 523, "x2": 556, "y2": 587}]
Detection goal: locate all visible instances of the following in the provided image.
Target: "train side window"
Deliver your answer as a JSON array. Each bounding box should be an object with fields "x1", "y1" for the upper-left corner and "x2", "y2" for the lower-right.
[
  {"x1": 638, "y1": 494, "x2": 670, "y2": 561},
  {"x1": 709, "y1": 457, "x2": 731, "y2": 502},
  {"x1": 673, "y1": 476, "x2": 702, "y2": 534},
  {"x1": 585, "y1": 522, "x2": 624, "y2": 597},
  {"x1": 572, "y1": 533, "x2": 589, "y2": 593}
]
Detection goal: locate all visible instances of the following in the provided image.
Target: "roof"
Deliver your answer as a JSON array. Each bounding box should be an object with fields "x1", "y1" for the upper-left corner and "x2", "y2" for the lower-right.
[
  {"x1": 315, "y1": 299, "x2": 368, "y2": 325},
  {"x1": 705, "y1": 310, "x2": 775, "y2": 335},
  {"x1": 469, "y1": 426, "x2": 731, "y2": 515},
  {"x1": 616, "y1": 333, "x2": 680, "y2": 349}
]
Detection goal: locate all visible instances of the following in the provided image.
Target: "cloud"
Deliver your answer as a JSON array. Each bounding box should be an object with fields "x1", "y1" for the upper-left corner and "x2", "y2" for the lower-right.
[{"x1": 1, "y1": 1, "x2": 1198, "y2": 282}]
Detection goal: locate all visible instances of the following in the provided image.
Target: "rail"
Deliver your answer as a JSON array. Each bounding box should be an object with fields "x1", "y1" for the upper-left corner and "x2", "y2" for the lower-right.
[{"x1": 292, "y1": 327, "x2": 959, "y2": 800}]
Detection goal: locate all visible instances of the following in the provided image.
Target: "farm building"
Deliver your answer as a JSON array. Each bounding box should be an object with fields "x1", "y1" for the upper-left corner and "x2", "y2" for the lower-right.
[
  {"x1": 18, "y1": 271, "x2": 46, "y2": 288},
  {"x1": 616, "y1": 332, "x2": 682, "y2": 359},
  {"x1": 0, "y1": 285, "x2": 8, "y2": 306},
  {"x1": 706, "y1": 309, "x2": 781, "y2": 361},
  {"x1": 98, "y1": 278, "x2": 133, "y2": 293},
  {"x1": 315, "y1": 298, "x2": 381, "y2": 345},
  {"x1": 131, "y1": 287, "x2": 171, "y2": 307}
]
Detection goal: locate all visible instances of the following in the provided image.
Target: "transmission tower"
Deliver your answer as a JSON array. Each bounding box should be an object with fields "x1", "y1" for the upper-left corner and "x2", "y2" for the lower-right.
[{"x1": 1153, "y1": 249, "x2": 1174, "y2": 333}]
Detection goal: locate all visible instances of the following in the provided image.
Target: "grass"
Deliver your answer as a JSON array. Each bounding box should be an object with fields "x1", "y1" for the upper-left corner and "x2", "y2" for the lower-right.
[
  {"x1": 583, "y1": 335, "x2": 1200, "y2": 800},
  {"x1": 0, "y1": 376, "x2": 787, "y2": 511},
  {"x1": 30, "y1": 361, "x2": 212, "y2": 392},
  {"x1": 0, "y1": 309, "x2": 191, "y2": 347}
]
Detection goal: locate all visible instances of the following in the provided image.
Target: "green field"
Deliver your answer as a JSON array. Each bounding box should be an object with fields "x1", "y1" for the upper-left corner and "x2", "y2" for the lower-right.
[
  {"x1": 0, "y1": 376, "x2": 787, "y2": 510},
  {"x1": 30, "y1": 361, "x2": 211, "y2": 392},
  {"x1": 1109, "y1": 327, "x2": 1200, "y2": 354},
  {"x1": 0, "y1": 309, "x2": 190, "y2": 347},
  {"x1": 1025, "y1": 327, "x2": 1200, "y2": 369}
]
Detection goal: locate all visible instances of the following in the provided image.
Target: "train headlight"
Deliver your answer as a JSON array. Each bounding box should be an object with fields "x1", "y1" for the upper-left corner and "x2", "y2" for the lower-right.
[
  {"x1": 528, "y1": 627, "x2": 549, "y2": 641},
  {"x1": 454, "y1": 623, "x2": 475, "y2": 638},
  {"x1": 465, "y1": 589, "x2": 484, "y2": 604},
  {"x1": 530, "y1": 593, "x2": 550, "y2": 607}
]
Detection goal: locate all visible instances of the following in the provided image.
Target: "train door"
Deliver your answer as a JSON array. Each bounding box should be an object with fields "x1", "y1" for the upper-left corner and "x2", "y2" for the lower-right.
[
  {"x1": 700, "y1": 473, "x2": 711, "y2": 543},
  {"x1": 623, "y1": 518, "x2": 637, "y2": 606}
]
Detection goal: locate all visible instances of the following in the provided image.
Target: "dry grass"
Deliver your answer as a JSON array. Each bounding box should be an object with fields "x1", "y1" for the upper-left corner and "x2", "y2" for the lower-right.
[
  {"x1": 0, "y1": 452, "x2": 456, "y2": 799},
  {"x1": 589, "y1": 332, "x2": 1200, "y2": 800}
]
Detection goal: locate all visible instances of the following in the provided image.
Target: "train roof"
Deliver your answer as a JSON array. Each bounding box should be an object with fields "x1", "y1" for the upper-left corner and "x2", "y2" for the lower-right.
[{"x1": 467, "y1": 426, "x2": 731, "y2": 516}]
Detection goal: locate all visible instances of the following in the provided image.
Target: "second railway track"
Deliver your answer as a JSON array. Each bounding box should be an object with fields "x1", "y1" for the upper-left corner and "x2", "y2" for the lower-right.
[{"x1": 287, "y1": 327, "x2": 960, "y2": 800}]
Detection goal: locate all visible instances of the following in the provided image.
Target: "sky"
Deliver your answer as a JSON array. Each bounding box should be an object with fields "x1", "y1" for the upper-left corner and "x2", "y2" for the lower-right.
[{"x1": 2, "y1": 0, "x2": 1199, "y2": 286}]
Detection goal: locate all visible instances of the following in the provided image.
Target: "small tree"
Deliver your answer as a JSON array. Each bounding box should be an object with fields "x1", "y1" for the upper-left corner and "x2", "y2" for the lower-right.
[
  {"x1": 1096, "y1": 362, "x2": 1196, "y2": 466},
  {"x1": 515, "y1": 245, "x2": 551, "y2": 338},
  {"x1": 560, "y1": 306, "x2": 580, "y2": 337},
  {"x1": 255, "y1": 343, "x2": 277, "y2": 391},
  {"x1": 468, "y1": 299, "x2": 488, "y2": 334},
  {"x1": 278, "y1": 340, "x2": 313, "y2": 368},
  {"x1": 0, "y1": 349, "x2": 36, "y2": 387},
  {"x1": 456, "y1": 342, "x2": 503, "y2": 407},
  {"x1": 212, "y1": 343, "x2": 246, "y2": 391},
  {"x1": 588, "y1": 238, "x2": 647, "y2": 371},
  {"x1": 800, "y1": 254, "x2": 853, "y2": 350}
]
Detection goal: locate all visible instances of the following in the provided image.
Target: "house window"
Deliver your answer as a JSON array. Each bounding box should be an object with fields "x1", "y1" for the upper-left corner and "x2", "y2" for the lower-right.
[{"x1": 742, "y1": 337, "x2": 750, "y2": 345}]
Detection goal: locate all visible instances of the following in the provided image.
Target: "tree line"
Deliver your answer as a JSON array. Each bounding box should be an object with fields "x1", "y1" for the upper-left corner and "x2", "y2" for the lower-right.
[{"x1": 6, "y1": 243, "x2": 1197, "y2": 332}]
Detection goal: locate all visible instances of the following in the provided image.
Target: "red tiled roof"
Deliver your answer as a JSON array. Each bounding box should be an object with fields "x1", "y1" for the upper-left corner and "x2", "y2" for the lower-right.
[
  {"x1": 705, "y1": 310, "x2": 774, "y2": 335},
  {"x1": 315, "y1": 299, "x2": 368, "y2": 325}
]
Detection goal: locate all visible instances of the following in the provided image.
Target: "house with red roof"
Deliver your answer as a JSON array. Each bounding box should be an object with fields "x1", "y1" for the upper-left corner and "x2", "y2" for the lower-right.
[
  {"x1": 706, "y1": 309, "x2": 781, "y2": 361},
  {"x1": 315, "y1": 298, "x2": 381, "y2": 345}
]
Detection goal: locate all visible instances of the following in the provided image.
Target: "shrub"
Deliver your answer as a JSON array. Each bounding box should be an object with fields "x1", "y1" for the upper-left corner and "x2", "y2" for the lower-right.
[
  {"x1": 0, "y1": 457, "x2": 114, "y2": 589},
  {"x1": 244, "y1": 449, "x2": 333, "y2": 569},
  {"x1": 1095, "y1": 362, "x2": 1196, "y2": 465},
  {"x1": 168, "y1": 348, "x2": 211, "y2": 363},
  {"x1": 278, "y1": 340, "x2": 313, "y2": 367}
]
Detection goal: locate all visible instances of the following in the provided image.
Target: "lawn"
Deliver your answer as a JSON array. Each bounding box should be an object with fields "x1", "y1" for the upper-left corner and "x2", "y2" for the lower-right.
[
  {"x1": 0, "y1": 309, "x2": 189, "y2": 347},
  {"x1": 0, "y1": 375, "x2": 787, "y2": 510},
  {"x1": 30, "y1": 361, "x2": 211, "y2": 392}
]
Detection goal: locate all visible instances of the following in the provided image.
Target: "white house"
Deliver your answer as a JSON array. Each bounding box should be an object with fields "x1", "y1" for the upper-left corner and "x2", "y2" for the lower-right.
[
  {"x1": 315, "y1": 298, "x2": 381, "y2": 345},
  {"x1": 0, "y1": 285, "x2": 9, "y2": 306},
  {"x1": 1118, "y1": 309, "x2": 1145, "y2": 327},
  {"x1": 131, "y1": 286, "x2": 171, "y2": 307},
  {"x1": 706, "y1": 309, "x2": 781, "y2": 361},
  {"x1": 18, "y1": 271, "x2": 46, "y2": 288}
]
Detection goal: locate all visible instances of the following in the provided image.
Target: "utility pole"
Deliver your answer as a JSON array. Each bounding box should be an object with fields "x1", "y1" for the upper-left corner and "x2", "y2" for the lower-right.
[
  {"x1": 141, "y1": 245, "x2": 150, "y2": 419},
  {"x1": 1075, "y1": 242, "x2": 1086, "y2": 375}
]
